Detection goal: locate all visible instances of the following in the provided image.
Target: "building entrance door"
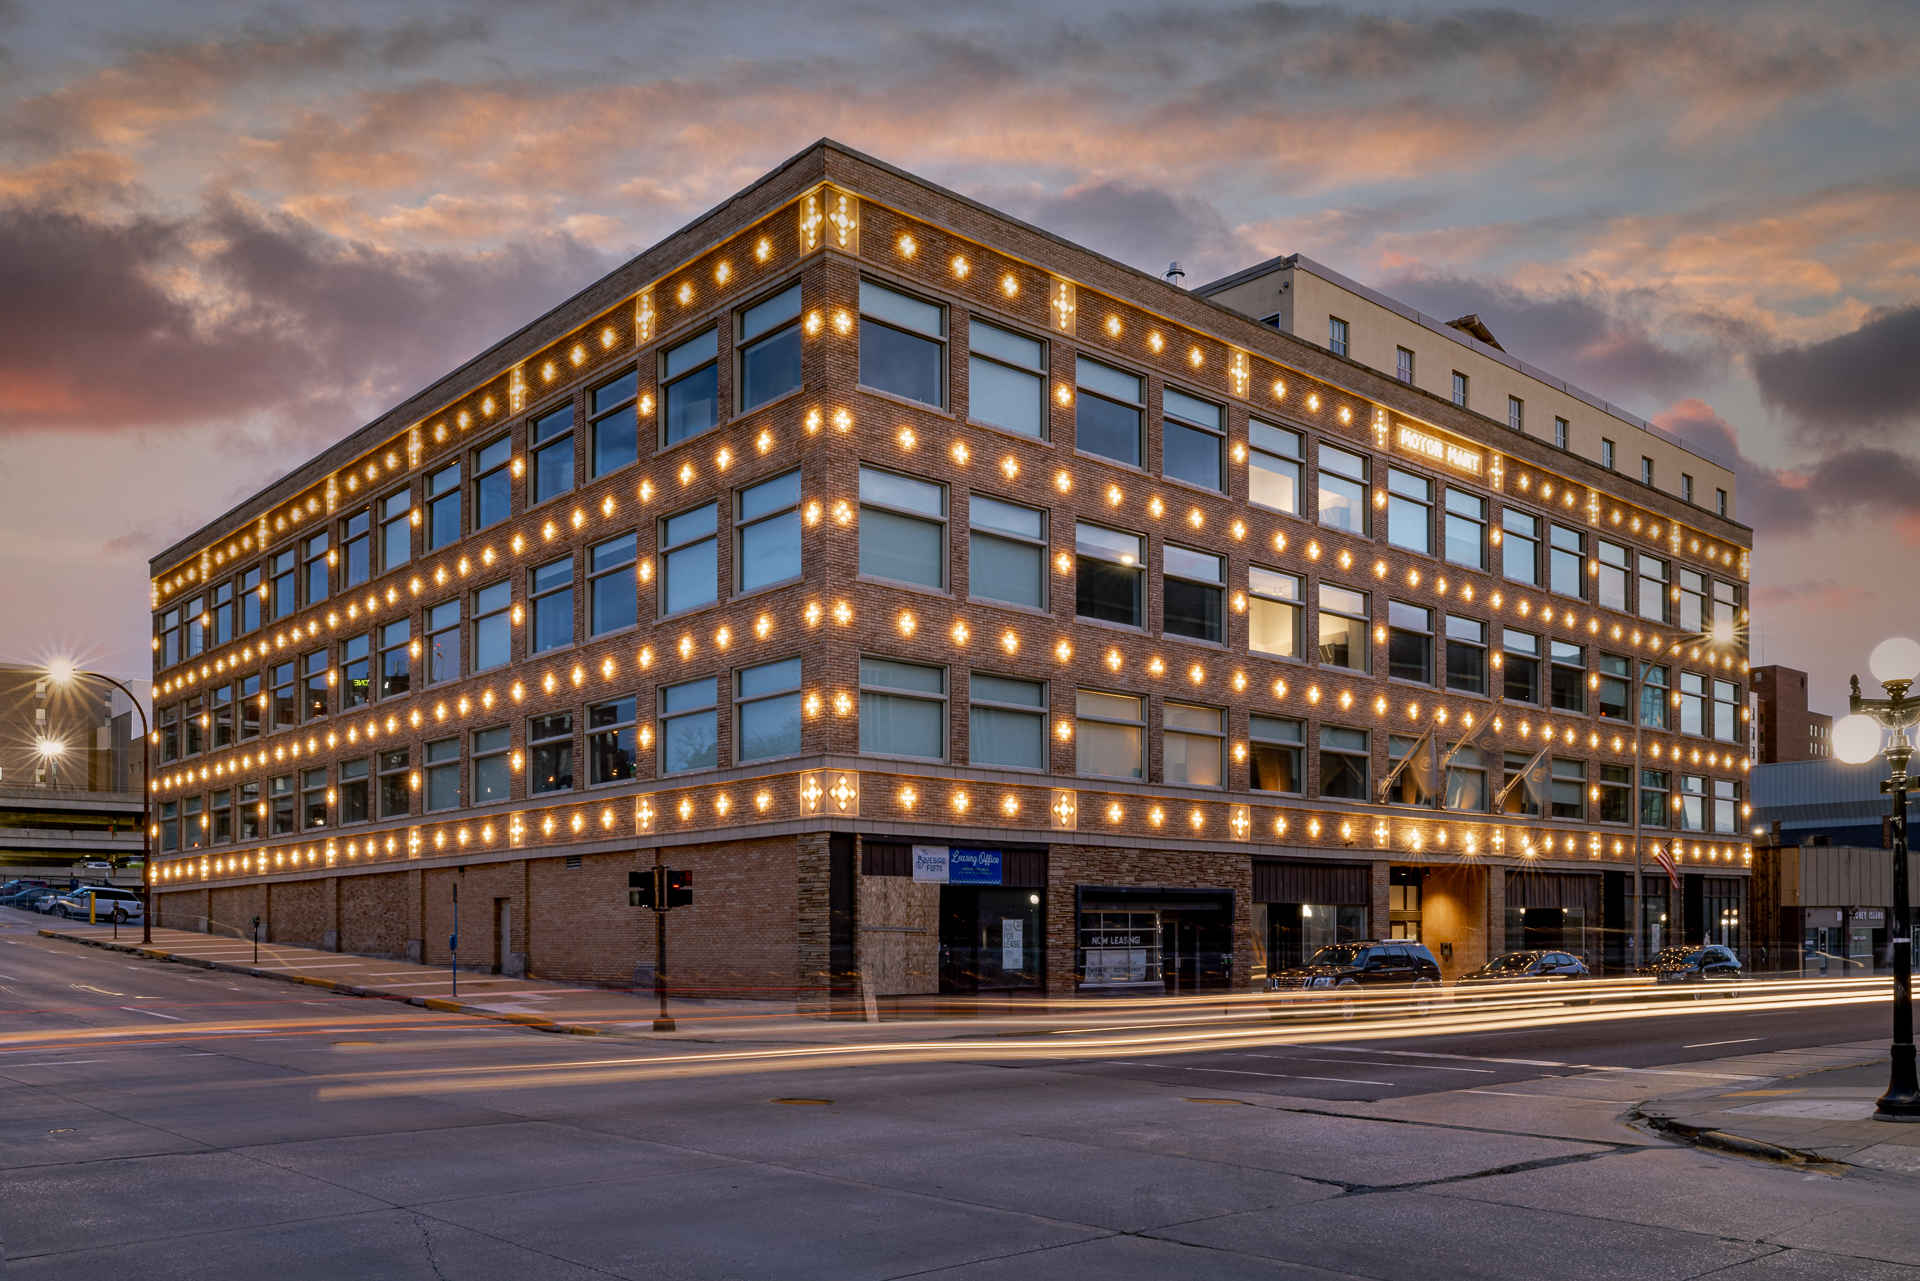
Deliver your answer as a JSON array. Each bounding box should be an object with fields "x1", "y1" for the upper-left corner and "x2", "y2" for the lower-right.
[
  {"x1": 493, "y1": 899, "x2": 510, "y2": 974},
  {"x1": 1161, "y1": 916, "x2": 1202, "y2": 993}
]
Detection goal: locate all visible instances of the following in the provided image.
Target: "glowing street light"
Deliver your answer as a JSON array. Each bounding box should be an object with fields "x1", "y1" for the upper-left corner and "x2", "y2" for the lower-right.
[
  {"x1": 1833, "y1": 636, "x2": 1920, "y2": 1122},
  {"x1": 43, "y1": 659, "x2": 153, "y2": 945}
]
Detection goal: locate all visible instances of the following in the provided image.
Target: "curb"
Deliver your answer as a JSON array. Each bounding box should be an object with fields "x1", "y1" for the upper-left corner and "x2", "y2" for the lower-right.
[
  {"x1": 40, "y1": 928, "x2": 611, "y2": 1039},
  {"x1": 1633, "y1": 1107, "x2": 1841, "y2": 1168}
]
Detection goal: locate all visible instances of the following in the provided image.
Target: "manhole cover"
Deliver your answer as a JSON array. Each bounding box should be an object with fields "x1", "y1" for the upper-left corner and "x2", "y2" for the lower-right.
[{"x1": 770, "y1": 1098, "x2": 832, "y2": 1106}]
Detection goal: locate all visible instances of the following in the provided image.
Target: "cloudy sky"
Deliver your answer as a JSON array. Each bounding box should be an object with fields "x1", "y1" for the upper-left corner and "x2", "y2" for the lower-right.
[{"x1": 2, "y1": 0, "x2": 1915, "y2": 711}]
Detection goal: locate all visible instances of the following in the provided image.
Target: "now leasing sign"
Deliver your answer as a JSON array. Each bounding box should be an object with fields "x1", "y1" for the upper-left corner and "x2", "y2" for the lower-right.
[
  {"x1": 1395, "y1": 423, "x2": 1483, "y2": 476},
  {"x1": 911, "y1": 845, "x2": 1004, "y2": 885}
]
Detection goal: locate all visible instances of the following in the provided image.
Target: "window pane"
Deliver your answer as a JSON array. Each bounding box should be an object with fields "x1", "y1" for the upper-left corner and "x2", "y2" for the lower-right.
[
  {"x1": 663, "y1": 362, "x2": 719, "y2": 444},
  {"x1": 739, "y1": 694, "x2": 801, "y2": 761},
  {"x1": 970, "y1": 534, "x2": 1043, "y2": 609},
  {"x1": 741, "y1": 284, "x2": 801, "y2": 341},
  {"x1": 861, "y1": 319, "x2": 943, "y2": 405},
  {"x1": 970, "y1": 320, "x2": 1042, "y2": 367},
  {"x1": 860, "y1": 693, "x2": 944, "y2": 759},
  {"x1": 1163, "y1": 419, "x2": 1222, "y2": 489},
  {"x1": 740, "y1": 510, "x2": 800, "y2": 592},
  {"x1": 860, "y1": 280, "x2": 942, "y2": 335},
  {"x1": 860, "y1": 508, "x2": 944, "y2": 588}
]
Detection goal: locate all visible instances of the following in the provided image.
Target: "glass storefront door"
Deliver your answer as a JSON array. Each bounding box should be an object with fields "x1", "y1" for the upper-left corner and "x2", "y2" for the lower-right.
[{"x1": 939, "y1": 886, "x2": 1044, "y2": 993}]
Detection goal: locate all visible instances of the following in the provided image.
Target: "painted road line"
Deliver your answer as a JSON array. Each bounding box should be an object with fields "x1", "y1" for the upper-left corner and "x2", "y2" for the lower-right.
[
  {"x1": 122, "y1": 1006, "x2": 185, "y2": 1020},
  {"x1": 1189, "y1": 1066, "x2": 1392, "y2": 1086},
  {"x1": 1321, "y1": 1045, "x2": 1569, "y2": 1068},
  {"x1": 1683, "y1": 1037, "x2": 1762, "y2": 1049},
  {"x1": 1464, "y1": 1088, "x2": 1628, "y2": 1103},
  {"x1": 9, "y1": 1058, "x2": 111, "y2": 1067}
]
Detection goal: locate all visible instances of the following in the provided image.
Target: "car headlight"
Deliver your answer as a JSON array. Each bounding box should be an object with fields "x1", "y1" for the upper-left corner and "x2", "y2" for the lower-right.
[{"x1": 1310, "y1": 976, "x2": 1334, "y2": 989}]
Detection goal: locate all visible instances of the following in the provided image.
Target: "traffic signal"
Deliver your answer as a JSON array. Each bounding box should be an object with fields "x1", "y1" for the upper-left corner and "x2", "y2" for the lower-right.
[
  {"x1": 627, "y1": 869, "x2": 655, "y2": 909},
  {"x1": 665, "y1": 868, "x2": 693, "y2": 908}
]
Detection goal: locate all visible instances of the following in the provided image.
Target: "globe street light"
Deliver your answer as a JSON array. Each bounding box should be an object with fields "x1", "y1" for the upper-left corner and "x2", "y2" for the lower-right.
[
  {"x1": 1833, "y1": 636, "x2": 1920, "y2": 1122},
  {"x1": 43, "y1": 661, "x2": 152, "y2": 945}
]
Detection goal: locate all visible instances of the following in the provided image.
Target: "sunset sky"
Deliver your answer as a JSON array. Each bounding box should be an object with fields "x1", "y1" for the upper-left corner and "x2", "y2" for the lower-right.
[{"x1": 2, "y1": 0, "x2": 1915, "y2": 710}]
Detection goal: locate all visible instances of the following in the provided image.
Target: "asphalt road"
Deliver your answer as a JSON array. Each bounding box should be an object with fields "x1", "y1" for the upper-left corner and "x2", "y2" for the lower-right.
[{"x1": 3, "y1": 908, "x2": 1915, "y2": 1280}]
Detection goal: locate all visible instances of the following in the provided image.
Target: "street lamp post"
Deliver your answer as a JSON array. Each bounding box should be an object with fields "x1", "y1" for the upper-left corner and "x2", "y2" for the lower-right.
[
  {"x1": 1832, "y1": 636, "x2": 1920, "y2": 1123},
  {"x1": 45, "y1": 660, "x2": 152, "y2": 945}
]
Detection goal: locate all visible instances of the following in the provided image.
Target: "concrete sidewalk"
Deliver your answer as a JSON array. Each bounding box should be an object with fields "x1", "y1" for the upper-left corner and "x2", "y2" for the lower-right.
[{"x1": 1635, "y1": 1043, "x2": 1920, "y2": 1174}]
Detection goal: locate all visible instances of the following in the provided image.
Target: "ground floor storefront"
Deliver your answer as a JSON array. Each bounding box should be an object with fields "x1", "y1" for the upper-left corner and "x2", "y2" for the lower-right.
[{"x1": 152, "y1": 832, "x2": 1749, "y2": 997}]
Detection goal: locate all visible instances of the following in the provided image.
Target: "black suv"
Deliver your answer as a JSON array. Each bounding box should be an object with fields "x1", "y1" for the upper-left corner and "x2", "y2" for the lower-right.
[{"x1": 1268, "y1": 940, "x2": 1443, "y2": 1015}]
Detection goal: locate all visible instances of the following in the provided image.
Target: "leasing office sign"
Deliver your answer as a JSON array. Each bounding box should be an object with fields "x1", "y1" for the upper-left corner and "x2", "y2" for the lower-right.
[{"x1": 911, "y1": 845, "x2": 1003, "y2": 885}]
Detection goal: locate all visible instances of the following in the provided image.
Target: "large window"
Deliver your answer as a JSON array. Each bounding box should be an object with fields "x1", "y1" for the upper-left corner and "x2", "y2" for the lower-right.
[
  {"x1": 237, "y1": 782, "x2": 259, "y2": 840},
  {"x1": 185, "y1": 595, "x2": 204, "y2": 658},
  {"x1": 1713, "y1": 778, "x2": 1738, "y2": 834},
  {"x1": 1640, "y1": 768, "x2": 1669, "y2": 827},
  {"x1": 1677, "y1": 569, "x2": 1706, "y2": 633},
  {"x1": 1508, "y1": 396, "x2": 1525, "y2": 433},
  {"x1": 1677, "y1": 774, "x2": 1706, "y2": 831},
  {"x1": 1445, "y1": 616, "x2": 1487, "y2": 694},
  {"x1": 270, "y1": 775, "x2": 294, "y2": 835},
  {"x1": 969, "y1": 495, "x2": 1046, "y2": 610},
  {"x1": 662, "y1": 328, "x2": 720, "y2": 444},
  {"x1": 1641, "y1": 663, "x2": 1670, "y2": 729},
  {"x1": 425, "y1": 461, "x2": 461, "y2": 551},
  {"x1": 1502, "y1": 629, "x2": 1540, "y2": 703},
  {"x1": 530, "y1": 557, "x2": 574, "y2": 654},
  {"x1": 1248, "y1": 420, "x2": 1302, "y2": 514},
  {"x1": 1317, "y1": 444, "x2": 1369, "y2": 535},
  {"x1": 379, "y1": 749, "x2": 410, "y2": 819},
  {"x1": 1396, "y1": 345, "x2": 1414, "y2": 383},
  {"x1": 858, "y1": 467, "x2": 945, "y2": 589},
  {"x1": 1075, "y1": 357, "x2": 1142, "y2": 466},
  {"x1": 379, "y1": 490, "x2": 411, "y2": 571},
  {"x1": 1317, "y1": 584, "x2": 1369, "y2": 672},
  {"x1": 1638, "y1": 555, "x2": 1670, "y2": 624},
  {"x1": 341, "y1": 509, "x2": 370, "y2": 589},
  {"x1": 158, "y1": 704, "x2": 179, "y2": 762},
  {"x1": 1501, "y1": 751, "x2": 1541, "y2": 817},
  {"x1": 1164, "y1": 702, "x2": 1223, "y2": 787},
  {"x1": 589, "y1": 533, "x2": 637, "y2": 636},
  {"x1": 1250, "y1": 715, "x2": 1304, "y2": 793},
  {"x1": 339, "y1": 637, "x2": 368, "y2": 718},
  {"x1": 529, "y1": 711, "x2": 574, "y2": 793},
  {"x1": 211, "y1": 580, "x2": 233, "y2": 646},
  {"x1": 1388, "y1": 601, "x2": 1433, "y2": 684},
  {"x1": 472, "y1": 726, "x2": 511, "y2": 804},
  {"x1": 238, "y1": 674, "x2": 260, "y2": 741},
  {"x1": 1444, "y1": 488, "x2": 1485, "y2": 569},
  {"x1": 1502, "y1": 510, "x2": 1538, "y2": 586},
  {"x1": 1248, "y1": 567, "x2": 1303, "y2": 659},
  {"x1": 269, "y1": 550, "x2": 296, "y2": 622},
  {"x1": 736, "y1": 470, "x2": 801, "y2": 593},
  {"x1": 378, "y1": 620, "x2": 409, "y2": 699},
  {"x1": 736, "y1": 657, "x2": 803, "y2": 763},
  {"x1": 969, "y1": 673, "x2": 1046, "y2": 770},
  {"x1": 1162, "y1": 387, "x2": 1222, "y2": 490},
  {"x1": 587, "y1": 697, "x2": 636, "y2": 785},
  {"x1": 210, "y1": 685, "x2": 233, "y2": 750},
  {"x1": 1711, "y1": 579, "x2": 1738, "y2": 635},
  {"x1": 1451, "y1": 371, "x2": 1468, "y2": 407},
  {"x1": 425, "y1": 738, "x2": 460, "y2": 811},
  {"x1": 473, "y1": 582, "x2": 510, "y2": 672},
  {"x1": 339, "y1": 758, "x2": 369, "y2": 824},
  {"x1": 1549, "y1": 641, "x2": 1585, "y2": 712},
  {"x1": 858, "y1": 280, "x2": 944, "y2": 407},
  {"x1": 1329, "y1": 316, "x2": 1349, "y2": 357},
  {"x1": 1444, "y1": 746, "x2": 1487, "y2": 811},
  {"x1": 473, "y1": 436, "x2": 512, "y2": 532},
  {"x1": 531, "y1": 404, "x2": 575, "y2": 505},
  {"x1": 1599, "y1": 764, "x2": 1631, "y2": 824},
  {"x1": 858, "y1": 658, "x2": 945, "y2": 760},
  {"x1": 1713, "y1": 679, "x2": 1739, "y2": 742},
  {"x1": 304, "y1": 532, "x2": 330, "y2": 605},
  {"x1": 1596, "y1": 540, "x2": 1629, "y2": 611},
  {"x1": 1549, "y1": 759, "x2": 1584, "y2": 820},
  {"x1": 1679, "y1": 672, "x2": 1706, "y2": 736},
  {"x1": 1074, "y1": 523, "x2": 1144, "y2": 628},
  {"x1": 590, "y1": 369, "x2": 639, "y2": 477},
  {"x1": 302, "y1": 767, "x2": 329, "y2": 829},
  {"x1": 1598, "y1": 653, "x2": 1630, "y2": 720},
  {"x1": 1075, "y1": 690, "x2": 1143, "y2": 779},
  {"x1": 183, "y1": 695, "x2": 203, "y2": 756},
  {"x1": 1386, "y1": 468, "x2": 1432, "y2": 554},
  {"x1": 660, "y1": 502, "x2": 718, "y2": 614},
  {"x1": 302, "y1": 649, "x2": 328, "y2": 721},
  {"x1": 738, "y1": 283, "x2": 803, "y2": 411},
  {"x1": 1549, "y1": 524, "x2": 1585, "y2": 598},
  {"x1": 1163, "y1": 545, "x2": 1223, "y2": 643},
  {"x1": 967, "y1": 320, "x2": 1045, "y2": 438},
  {"x1": 1318, "y1": 726, "x2": 1368, "y2": 799},
  {"x1": 426, "y1": 599, "x2": 460, "y2": 685},
  {"x1": 158, "y1": 608, "x2": 180, "y2": 667},
  {"x1": 270, "y1": 662, "x2": 296, "y2": 732}
]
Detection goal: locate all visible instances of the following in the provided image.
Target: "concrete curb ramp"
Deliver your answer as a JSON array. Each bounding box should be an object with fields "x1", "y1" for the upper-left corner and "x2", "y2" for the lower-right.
[{"x1": 40, "y1": 928, "x2": 609, "y2": 1038}]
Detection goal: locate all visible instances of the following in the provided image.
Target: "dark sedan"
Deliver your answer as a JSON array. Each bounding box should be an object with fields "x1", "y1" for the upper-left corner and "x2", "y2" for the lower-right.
[
  {"x1": 1460, "y1": 949, "x2": 1590, "y2": 983},
  {"x1": 1641, "y1": 944, "x2": 1743, "y2": 983}
]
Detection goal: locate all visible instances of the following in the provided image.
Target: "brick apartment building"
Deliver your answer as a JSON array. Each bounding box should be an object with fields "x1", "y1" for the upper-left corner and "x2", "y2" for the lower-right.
[
  {"x1": 1750, "y1": 664, "x2": 1831, "y2": 763},
  {"x1": 145, "y1": 141, "x2": 1756, "y2": 998}
]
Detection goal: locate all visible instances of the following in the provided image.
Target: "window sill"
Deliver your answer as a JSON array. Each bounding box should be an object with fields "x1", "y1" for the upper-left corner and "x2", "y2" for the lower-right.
[
  {"x1": 856, "y1": 384, "x2": 949, "y2": 417},
  {"x1": 965, "y1": 594, "x2": 1053, "y2": 620},
  {"x1": 854, "y1": 574, "x2": 952, "y2": 602},
  {"x1": 963, "y1": 416, "x2": 1048, "y2": 447},
  {"x1": 1071, "y1": 447, "x2": 1148, "y2": 477}
]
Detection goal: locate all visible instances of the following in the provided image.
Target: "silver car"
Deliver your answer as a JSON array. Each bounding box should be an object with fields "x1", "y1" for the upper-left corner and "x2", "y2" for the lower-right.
[{"x1": 51, "y1": 886, "x2": 144, "y2": 923}]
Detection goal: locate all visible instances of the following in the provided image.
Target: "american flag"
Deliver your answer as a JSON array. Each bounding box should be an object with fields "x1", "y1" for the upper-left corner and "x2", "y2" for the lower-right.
[{"x1": 1653, "y1": 843, "x2": 1680, "y2": 888}]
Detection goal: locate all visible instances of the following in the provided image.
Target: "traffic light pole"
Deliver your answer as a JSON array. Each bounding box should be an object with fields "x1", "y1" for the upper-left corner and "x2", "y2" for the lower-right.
[{"x1": 652, "y1": 863, "x2": 675, "y2": 1032}]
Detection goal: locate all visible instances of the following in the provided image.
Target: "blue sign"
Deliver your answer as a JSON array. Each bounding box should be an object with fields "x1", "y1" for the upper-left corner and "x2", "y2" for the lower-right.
[{"x1": 947, "y1": 847, "x2": 1003, "y2": 885}]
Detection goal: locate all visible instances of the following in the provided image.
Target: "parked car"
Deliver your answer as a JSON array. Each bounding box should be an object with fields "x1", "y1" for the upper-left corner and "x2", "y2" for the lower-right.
[
  {"x1": 1641, "y1": 944, "x2": 1742, "y2": 984},
  {"x1": 1268, "y1": 940, "x2": 1444, "y2": 1017},
  {"x1": 0, "y1": 879, "x2": 51, "y2": 906},
  {"x1": 1460, "y1": 950, "x2": 1591, "y2": 984},
  {"x1": 80, "y1": 861, "x2": 114, "y2": 871},
  {"x1": 50, "y1": 886, "x2": 144, "y2": 923},
  {"x1": 24, "y1": 888, "x2": 65, "y2": 913}
]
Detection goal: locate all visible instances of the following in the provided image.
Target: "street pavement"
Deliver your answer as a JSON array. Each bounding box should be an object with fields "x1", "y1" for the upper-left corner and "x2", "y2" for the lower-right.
[{"x1": 3, "y1": 906, "x2": 1917, "y2": 1280}]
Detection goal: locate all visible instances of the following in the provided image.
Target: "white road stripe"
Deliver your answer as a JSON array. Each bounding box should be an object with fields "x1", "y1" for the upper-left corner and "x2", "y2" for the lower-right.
[
  {"x1": 121, "y1": 1006, "x2": 184, "y2": 1020},
  {"x1": 1683, "y1": 1037, "x2": 1761, "y2": 1049}
]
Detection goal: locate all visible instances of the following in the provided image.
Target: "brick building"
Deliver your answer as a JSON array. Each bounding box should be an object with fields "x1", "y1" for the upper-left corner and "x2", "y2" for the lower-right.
[
  {"x1": 1751, "y1": 664, "x2": 1831, "y2": 763},
  {"x1": 145, "y1": 142, "x2": 1756, "y2": 998}
]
